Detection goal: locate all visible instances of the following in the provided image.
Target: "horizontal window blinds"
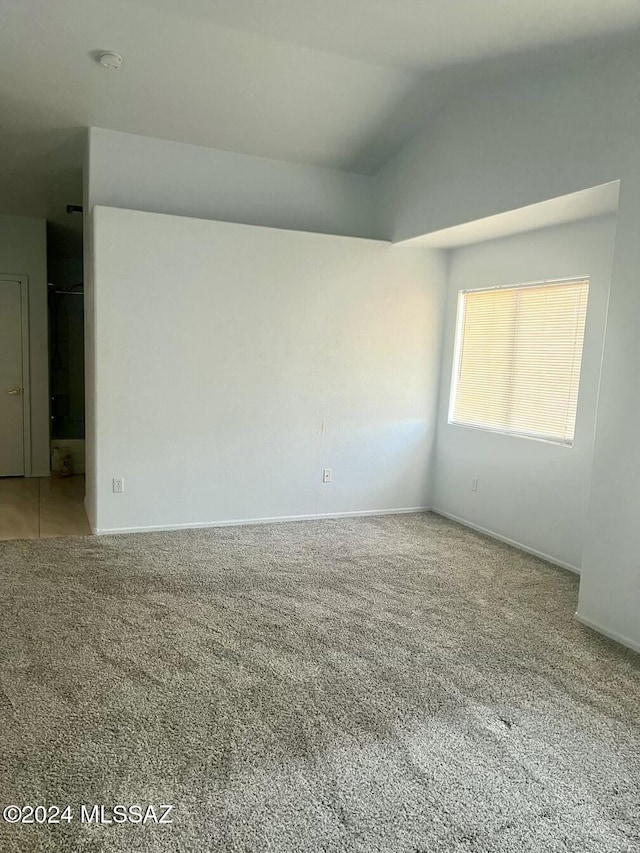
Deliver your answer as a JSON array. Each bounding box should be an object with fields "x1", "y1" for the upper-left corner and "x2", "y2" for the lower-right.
[{"x1": 450, "y1": 279, "x2": 589, "y2": 445}]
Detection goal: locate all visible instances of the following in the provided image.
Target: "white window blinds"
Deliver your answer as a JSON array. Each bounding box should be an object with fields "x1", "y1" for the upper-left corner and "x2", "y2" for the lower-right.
[{"x1": 449, "y1": 278, "x2": 589, "y2": 445}]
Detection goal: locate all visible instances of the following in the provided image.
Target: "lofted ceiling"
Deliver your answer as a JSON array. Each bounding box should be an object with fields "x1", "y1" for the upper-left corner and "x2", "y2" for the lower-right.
[
  {"x1": 0, "y1": 0, "x2": 639, "y2": 249},
  {"x1": 129, "y1": 0, "x2": 640, "y2": 70},
  {"x1": 399, "y1": 184, "x2": 621, "y2": 249}
]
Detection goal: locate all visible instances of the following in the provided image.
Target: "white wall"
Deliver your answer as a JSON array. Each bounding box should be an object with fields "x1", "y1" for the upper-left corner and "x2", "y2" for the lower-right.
[
  {"x1": 0, "y1": 215, "x2": 49, "y2": 476},
  {"x1": 88, "y1": 206, "x2": 445, "y2": 534},
  {"x1": 87, "y1": 128, "x2": 378, "y2": 241},
  {"x1": 433, "y1": 215, "x2": 617, "y2": 571},
  {"x1": 378, "y1": 42, "x2": 640, "y2": 651}
]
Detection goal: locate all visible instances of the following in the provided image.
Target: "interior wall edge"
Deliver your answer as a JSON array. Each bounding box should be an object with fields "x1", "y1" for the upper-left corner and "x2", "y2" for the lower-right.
[
  {"x1": 92, "y1": 506, "x2": 433, "y2": 537},
  {"x1": 574, "y1": 612, "x2": 640, "y2": 655},
  {"x1": 89, "y1": 202, "x2": 391, "y2": 245},
  {"x1": 430, "y1": 508, "x2": 581, "y2": 576}
]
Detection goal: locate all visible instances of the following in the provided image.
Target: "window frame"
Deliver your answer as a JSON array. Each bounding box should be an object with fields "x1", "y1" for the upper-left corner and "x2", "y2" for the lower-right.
[{"x1": 447, "y1": 276, "x2": 590, "y2": 447}]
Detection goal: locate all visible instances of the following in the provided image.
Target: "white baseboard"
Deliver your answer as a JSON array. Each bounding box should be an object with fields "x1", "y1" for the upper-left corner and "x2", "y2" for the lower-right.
[
  {"x1": 574, "y1": 612, "x2": 640, "y2": 654},
  {"x1": 89, "y1": 504, "x2": 640, "y2": 656},
  {"x1": 92, "y1": 505, "x2": 432, "y2": 536},
  {"x1": 430, "y1": 507, "x2": 581, "y2": 575}
]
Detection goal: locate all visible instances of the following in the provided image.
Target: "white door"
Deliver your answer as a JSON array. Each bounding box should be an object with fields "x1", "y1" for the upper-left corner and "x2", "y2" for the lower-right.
[{"x1": 0, "y1": 280, "x2": 25, "y2": 476}]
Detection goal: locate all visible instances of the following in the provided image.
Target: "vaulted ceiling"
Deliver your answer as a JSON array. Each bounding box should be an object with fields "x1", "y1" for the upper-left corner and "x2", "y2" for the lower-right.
[{"x1": 1, "y1": 0, "x2": 639, "y2": 245}]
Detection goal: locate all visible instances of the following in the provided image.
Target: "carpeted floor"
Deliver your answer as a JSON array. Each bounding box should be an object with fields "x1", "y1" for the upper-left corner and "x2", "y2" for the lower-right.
[{"x1": 0, "y1": 513, "x2": 638, "y2": 853}]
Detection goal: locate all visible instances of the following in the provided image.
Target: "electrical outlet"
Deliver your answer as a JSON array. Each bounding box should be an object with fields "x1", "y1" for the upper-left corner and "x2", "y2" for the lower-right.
[
  {"x1": 471, "y1": 478, "x2": 479, "y2": 492},
  {"x1": 322, "y1": 468, "x2": 332, "y2": 483},
  {"x1": 113, "y1": 477, "x2": 125, "y2": 494}
]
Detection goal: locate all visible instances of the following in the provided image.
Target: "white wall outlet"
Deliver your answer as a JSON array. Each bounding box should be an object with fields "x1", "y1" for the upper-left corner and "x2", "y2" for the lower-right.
[
  {"x1": 113, "y1": 477, "x2": 125, "y2": 493},
  {"x1": 322, "y1": 468, "x2": 332, "y2": 483},
  {"x1": 471, "y1": 477, "x2": 479, "y2": 492}
]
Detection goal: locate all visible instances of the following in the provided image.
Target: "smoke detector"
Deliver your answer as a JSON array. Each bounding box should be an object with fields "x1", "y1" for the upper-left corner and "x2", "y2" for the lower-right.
[{"x1": 97, "y1": 51, "x2": 123, "y2": 70}]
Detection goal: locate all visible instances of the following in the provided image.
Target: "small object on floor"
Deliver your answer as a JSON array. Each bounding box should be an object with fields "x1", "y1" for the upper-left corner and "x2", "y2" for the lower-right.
[{"x1": 59, "y1": 454, "x2": 73, "y2": 477}]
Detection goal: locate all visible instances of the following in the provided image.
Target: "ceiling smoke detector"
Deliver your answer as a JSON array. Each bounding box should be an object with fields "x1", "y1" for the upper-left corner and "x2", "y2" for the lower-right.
[{"x1": 97, "y1": 51, "x2": 123, "y2": 70}]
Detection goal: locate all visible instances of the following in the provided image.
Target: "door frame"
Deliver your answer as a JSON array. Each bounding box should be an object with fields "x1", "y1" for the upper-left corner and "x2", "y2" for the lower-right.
[{"x1": 0, "y1": 275, "x2": 31, "y2": 477}]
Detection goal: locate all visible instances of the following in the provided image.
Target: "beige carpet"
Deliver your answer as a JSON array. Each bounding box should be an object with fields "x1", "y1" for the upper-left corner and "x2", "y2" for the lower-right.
[{"x1": 0, "y1": 513, "x2": 638, "y2": 852}]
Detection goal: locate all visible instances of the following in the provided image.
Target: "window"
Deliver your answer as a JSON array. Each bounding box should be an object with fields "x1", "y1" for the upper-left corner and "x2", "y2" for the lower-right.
[{"x1": 449, "y1": 278, "x2": 589, "y2": 445}]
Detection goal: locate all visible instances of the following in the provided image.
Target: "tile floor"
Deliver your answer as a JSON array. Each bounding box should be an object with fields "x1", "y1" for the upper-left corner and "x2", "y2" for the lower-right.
[{"x1": 0, "y1": 475, "x2": 91, "y2": 540}]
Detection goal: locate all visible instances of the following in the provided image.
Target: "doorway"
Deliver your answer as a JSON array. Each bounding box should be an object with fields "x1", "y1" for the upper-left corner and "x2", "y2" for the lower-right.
[
  {"x1": 0, "y1": 276, "x2": 31, "y2": 477},
  {"x1": 47, "y1": 220, "x2": 85, "y2": 476}
]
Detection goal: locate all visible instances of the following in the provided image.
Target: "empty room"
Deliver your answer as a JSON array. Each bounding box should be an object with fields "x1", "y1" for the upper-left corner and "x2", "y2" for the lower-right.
[{"x1": 0, "y1": 1, "x2": 639, "y2": 851}]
